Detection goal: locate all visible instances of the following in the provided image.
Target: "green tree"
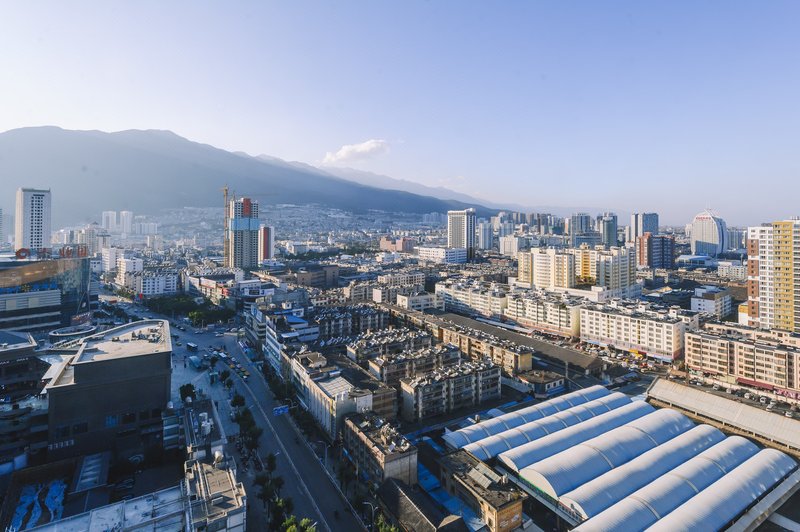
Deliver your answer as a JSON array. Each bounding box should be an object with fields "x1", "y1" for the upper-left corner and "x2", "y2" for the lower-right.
[
  {"x1": 224, "y1": 378, "x2": 233, "y2": 391},
  {"x1": 220, "y1": 369, "x2": 231, "y2": 382},
  {"x1": 231, "y1": 393, "x2": 245, "y2": 408},
  {"x1": 209, "y1": 356, "x2": 219, "y2": 369},
  {"x1": 265, "y1": 452, "x2": 277, "y2": 477},
  {"x1": 179, "y1": 383, "x2": 196, "y2": 402},
  {"x1": 375, "y1": 513, "x2": 398, "y2": 532}
]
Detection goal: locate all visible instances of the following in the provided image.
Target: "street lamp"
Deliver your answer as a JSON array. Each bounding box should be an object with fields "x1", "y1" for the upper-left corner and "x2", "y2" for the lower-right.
[{"x1": 362, "y1": 502, "x2": 377, "y2": 532}]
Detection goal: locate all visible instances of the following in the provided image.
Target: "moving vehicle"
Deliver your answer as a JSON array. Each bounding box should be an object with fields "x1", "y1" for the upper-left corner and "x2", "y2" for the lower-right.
[{"x1": 187, "y1": 342, "x2": 198, "y2": 351}]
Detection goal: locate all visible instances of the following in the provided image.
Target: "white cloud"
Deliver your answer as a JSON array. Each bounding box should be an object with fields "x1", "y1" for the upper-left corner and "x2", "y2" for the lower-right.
[{"x1": 323, "y1": 139, "x2": 389, "y2": 165}]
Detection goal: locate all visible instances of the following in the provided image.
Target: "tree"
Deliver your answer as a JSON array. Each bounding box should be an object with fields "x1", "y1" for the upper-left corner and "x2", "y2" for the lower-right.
[
  {"x1": 224, "y1": 378, "x2": 233, "y2": 391},
  {"x1": 265, "y1": 452, "x2": 277, "y2": 477},
  {"x1": 375, "y1": 513, "x2": 398, "y2": 532},
  {"x1": 231, "y1": 393, "x2": 245, "y2": 408},
  {"x1": 271, "y1": 475, "x2": 284, "y2": 498},
  {"x1": 220, "y1": 369, "x2": 231, "y2": 383},
  {"x1": 179, "y1": 383, "x2": 196, "y2": 402},
  {"x1": 209, "y1": 356, "x2": 219, "y2": 369}
]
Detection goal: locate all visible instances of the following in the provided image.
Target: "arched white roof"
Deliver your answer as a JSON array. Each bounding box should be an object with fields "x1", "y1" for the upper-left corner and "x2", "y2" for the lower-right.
[
  {"x1": 561, "y1": 424, "x2": 725, "y2": 520},
  {"x1": 647, "y1": 449, "x2": 798, "y2": 532},
  {"x1": 442, "y1": 384, "x2": 609, "y2": 449},
  {"x1": 498, "y1": 401, "x2": 654, "y2": 473},
  {"x1": 519, "y1": 409, "x2": 694, "y2": 499},
  {"x1": 574, "y1": 436, "x2": 759, "y2": 532},
  {"x1": 463, "y1": 392, "x2": 631, "y2": 460}
]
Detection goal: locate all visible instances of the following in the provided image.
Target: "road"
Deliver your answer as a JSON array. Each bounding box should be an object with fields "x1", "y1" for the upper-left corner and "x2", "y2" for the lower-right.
[{"x1": 115, "y1": 297, "x2": 363, "y2": 532}]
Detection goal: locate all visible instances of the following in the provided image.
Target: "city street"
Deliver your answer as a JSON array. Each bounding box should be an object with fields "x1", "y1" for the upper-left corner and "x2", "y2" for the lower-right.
[{"x1": 144, "y1": 304, "x2": 362, "y2": 532}]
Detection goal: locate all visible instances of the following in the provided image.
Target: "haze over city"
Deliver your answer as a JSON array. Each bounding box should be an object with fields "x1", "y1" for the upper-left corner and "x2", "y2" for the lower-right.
[{"x1": 3, "y1": 2, "x2": 800, "y2": 224}]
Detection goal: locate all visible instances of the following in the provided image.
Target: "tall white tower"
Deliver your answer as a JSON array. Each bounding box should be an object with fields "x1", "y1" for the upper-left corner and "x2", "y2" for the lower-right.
[
  {"x1": 447, "y1": 208, "x2": 476, "y2": 260},
  {"x1": 15, "y1": 188, "x2": 51, "y2": 251}
]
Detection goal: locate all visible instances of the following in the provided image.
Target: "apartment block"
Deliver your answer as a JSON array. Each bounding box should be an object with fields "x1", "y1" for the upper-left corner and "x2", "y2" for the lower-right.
[
  {"x1": 400, "y1": 361, "x2": 501, "y2": 421},
  {"x1": 417, "y1": 246, "x2": 467, "y2": 264},
  {"x1": 579, "y1": 301, "x2": 693, "y2": 361},
  {"x1": 691, "y1": 285, "x2": 733, "y2": 319},
  {"x1": 685, "y1": 329, "x2": 800, "y2": 400},
  {"x1": 435, "y1": 279, "x2": 508, "y2": 318},
  {"x1": 346, "y1": 327, "x2": 433, "y2": 363},
  {"x1": 343, "y1": 413, "x2": 418, "y2": 486},
  {"x1": 503, "y1": 291, "x2": 583, "y2": 338},
  {"x1": 637, "y1": 232, "x2": 675, "y2": 269},
  {"x1": 376, "y1": 271, "x2": 426, "y2": 287},
  {"x1": 369, "y1": 344, "x2": 461, "y2": 387},
  {"x1": 395, "y1": 291, "x2": 445, "y2": 312}
]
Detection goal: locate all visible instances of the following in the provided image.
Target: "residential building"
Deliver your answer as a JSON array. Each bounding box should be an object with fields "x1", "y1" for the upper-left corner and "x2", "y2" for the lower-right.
[
  {"x1": 691, "y1": 285, "x2": 733, "y2": 319},
  {"x1": 717, "y1": 260, "x2": 747, "y2": 281},
  {"x1": 396, "y1": 291, "x2": 445, "y2": 312},
  {"x1": 447, "y1": 209, "x2": 477, "y2": 260},
  {"x1": 525, "y1": 248, "x2": 575, "y2": 290},
  {"x1": 347, "y1": 327, "x2": 433, "y2": 363},
  {"x1": 118, "y1": 210, "x2": 133, "y2": 235},
  {"x1": 372, "y1": 284, "x2": 425, "y2": 305},
  {"x1": 580, "y1": 301, "x2": 694, "y2": 361},
  {"x1": 129, "y1": 269, "x2": 180, "y2": 297},
  {"x1": 43, "y1": 320, "x2": 172, "y2": 459},
  {"x1": 637, "y1": 232, "x2": 675, "y2": 269},
  {"x1": 115, "y1": 257, "x2": 143, "y2": 289},
  {"x1": 503, "y1": 291, "x2": 582, "y2": 338},
  {"x1": 571, "y1": 245, "x2": 639, "y2": 299},
  {"x1": 101, "y1": 211, "x2": 117, "y2": 232},
  {"x1": 440, "y1": 325, "x2": 533, "y2": 375},
  {"x1": 685, "y1": 328, "x2": 800, "y2": 400},
  {"x1": 477, "y1": 222, "x2": 494, "y2": 250},
  {"x1": 746, "y1": 219, "x2": 800, "y2": 333},
  {"x1": 225, "y1": 197, "x2": 261, "y2": 269},
  {"x1": 516, "y1": 370, "x2": 567, "y2": 399},
  {"x1": 257, "y1": 224, "x2": 275, "y2": 262},
  {"x1": 435, "y1": 450, "x2": 527, "y2": 532},
  {"x1": 377, "y1": 271, "x2": 426, "y2": 287},
  {"x1": 369, "y1": 345, "x2": 461, "y2": 387},
  {"x1": 435, "y1": 279, "x2": 508, "y2": 318},
  {"x1": 690, "y1": 209, "x2": 728, "y2": 257},
  {"x1": 14, "y1": 188, "x2": 51, "y2": 251},
  {"x1": 417, "y1": 246, "x2": 467, "y2": 264},
  {"x1": 400, "y1": 361, "x2": 501, "y2": 421},
  {"x1": 499, "y1": 235, "x2": 527, "y2": 257},
  {"x1": 343, "y1": 413, "x2": 418, "y2": 486}
]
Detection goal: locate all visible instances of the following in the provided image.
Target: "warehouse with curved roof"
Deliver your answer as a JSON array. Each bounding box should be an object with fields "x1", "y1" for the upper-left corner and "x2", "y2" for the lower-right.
[
  {"x1": 497, "y1": 401, "x2": 654, "y2": 473},
  {"x1": 463, "y1": 392, "x2": 631, "y2": 461},
  {"x1": 442, "y1": 384, "x2": 609, "y2": 449}
]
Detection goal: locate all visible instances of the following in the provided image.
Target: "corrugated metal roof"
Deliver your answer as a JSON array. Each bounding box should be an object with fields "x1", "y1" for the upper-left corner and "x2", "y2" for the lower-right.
[
  {"x1": 574, "y1": 436, "x2": 760, "y2": 532},
  {"x1": 647, "y1": 378, "x2": 800, "y2": 453},
  {"x1": 646, "y1": 449, "x2": 798, "y2": 532},
  {"x1": 497, "y1": 401, "x2": 654, "y2": 473}
]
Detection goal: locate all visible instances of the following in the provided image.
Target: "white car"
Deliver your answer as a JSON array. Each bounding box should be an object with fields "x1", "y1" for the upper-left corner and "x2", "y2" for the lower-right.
[{"x1": 786, "y1": 411, "x2": 794, "y2": 418}]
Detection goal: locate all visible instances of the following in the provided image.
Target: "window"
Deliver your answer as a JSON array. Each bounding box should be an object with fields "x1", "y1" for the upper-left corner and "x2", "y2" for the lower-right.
[
  {"x1": 55, "y1": 425, "x2": 70, "y2": 438},
  {"x1": 72, "y1": 422, "x2": 88, "y2": 435},
  {"x1": 105, "y1": 415, "x2": 118, "y2": 428},
  {"x1": 122, "y1": 412, "x2": 136, "y2": 424}
]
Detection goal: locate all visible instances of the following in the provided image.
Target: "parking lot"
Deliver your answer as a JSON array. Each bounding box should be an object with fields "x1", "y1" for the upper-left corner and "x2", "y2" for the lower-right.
[{"x1": 674, "y1": 375, "x2": 798, "y2": 419}]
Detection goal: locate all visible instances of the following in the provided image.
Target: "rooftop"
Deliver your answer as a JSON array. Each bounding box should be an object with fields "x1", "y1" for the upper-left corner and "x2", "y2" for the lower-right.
[
  {"x1": 439, "y1": 450, "x2": 526, "y2": 509},
  {"x1": 74, "y1": 319, "x2": 171, "y2": 364},
  {"x1": 347, "y1": 412, "x2": 416, "y2": 456}
]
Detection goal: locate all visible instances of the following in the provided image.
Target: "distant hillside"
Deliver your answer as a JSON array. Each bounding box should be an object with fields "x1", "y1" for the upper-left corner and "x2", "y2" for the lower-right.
[{"x1": 0, "y1": 127, "x2": 495, "y2": 226}]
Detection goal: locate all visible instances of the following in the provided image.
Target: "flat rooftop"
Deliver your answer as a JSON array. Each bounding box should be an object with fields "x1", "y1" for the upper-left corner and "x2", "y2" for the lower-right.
[{"x1": 74, "y1": 319, "x2": 171, "y2": 363}]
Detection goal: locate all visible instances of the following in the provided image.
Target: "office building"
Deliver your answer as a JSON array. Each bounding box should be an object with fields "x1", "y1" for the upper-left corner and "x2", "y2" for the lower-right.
[
  {"x1": 600, "y1": 213, "x2": 618, "y2": 248},
  {"x1": 0, "y1": 251, "x2": 93, "y2": 331},
  {"x1": 343, "y1": 413, "x2": 418, "y2": 486},
  {"x1": 257, "y1": 224, "x2": 275, "y2": 262},
  {"x1": 637, "y1": 232, "x2": 675, "y2": 269},
  {"x1": 101, "y1": 211, "x2": 117, "y2": 232},
  {"x1": 690, "y1": 210, "x2": 727, "y2": 257},
  {"x1": 400, "y1": 361, "x2": 501, "y2": 421},
  {"x1": 447, "y1": 208, "x2": 477, "y2": 260},
  {"x1": 477, "y1": 222, "x2": 494, "y2": 250},
  {"x1": 118, "y1": 210, "x2": 133, "y2": 235},
  {"x1": 569, "y1": 213, "x2": 592, "y2": 247},
  {"x1": 746, "y1": 219, "x2": 800, "y2": 332},
  {"x1": 43, "y1": 320, "x2": 172, "y2": 459},
  {"x1": 225, "y1": 197, "x2": 261, "y2": 269},
  {"x1": 14, "y1": 188, "x2": 51, "y2": 252},
  {"x1": 417, "y1": 246, "x2": 467, "y2": 264},
  {"x1": 629, "y1": 212, "x2": 659, "y2": 242}
]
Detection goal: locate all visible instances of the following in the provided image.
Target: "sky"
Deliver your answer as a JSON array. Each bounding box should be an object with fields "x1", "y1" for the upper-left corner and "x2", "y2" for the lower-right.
[{"x1": 2, "y1": 1, "x2": 800, "y2": 225}]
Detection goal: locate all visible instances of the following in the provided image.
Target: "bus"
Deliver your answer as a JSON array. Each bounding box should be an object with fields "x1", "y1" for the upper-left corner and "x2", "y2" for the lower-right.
[{"x1": 186, "y1": 342, "x2": 198, "y2": 351}]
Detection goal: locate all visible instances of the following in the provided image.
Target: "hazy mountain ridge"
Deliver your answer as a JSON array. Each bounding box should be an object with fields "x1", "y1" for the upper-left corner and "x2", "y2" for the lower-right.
[{"x1": 0, "y1": 127, "x2": 497, "y2": 226}]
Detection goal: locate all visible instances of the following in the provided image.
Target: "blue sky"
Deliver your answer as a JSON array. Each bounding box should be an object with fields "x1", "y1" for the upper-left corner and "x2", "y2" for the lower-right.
[{"x1": 2, "y1": 1, "x2": 799, "y2": 225}]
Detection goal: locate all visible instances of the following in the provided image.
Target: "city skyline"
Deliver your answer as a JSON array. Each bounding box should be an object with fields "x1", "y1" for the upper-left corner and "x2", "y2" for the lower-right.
[{"x1": 2, "y1": 2, "x2": 800, "y2": 224}]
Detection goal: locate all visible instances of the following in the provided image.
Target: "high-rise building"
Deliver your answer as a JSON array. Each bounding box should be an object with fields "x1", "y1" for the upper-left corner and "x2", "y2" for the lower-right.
[
  {"x1": 258, "y1": 224, "x2": 275, "y2": 262},
  {"x1": 226, "y1": 197, "x2": 261, "y2": 268},
  {"x1": 14, "y1": 188, "x2": 51, "y2": 251},
  {"x1": 447, "y1": 208, "x2": 476, "y2": 260},
  {"x1": 119, "y1": 210, "x2": 134, "y2": 235},
  {"x1": 746, "y1": 219, "x2": 800, "y2": 333},
  {"x1": 600, "y1": 213, "x2": 618, "y2": 249},
  {"x1": 528, "y1": 248, "x2": 575, "y2": 290},
  {"x1": 0, "y1": 207, "x2": 3, "y2": 246},
  {"x1": 477, "y1": 222, "x2": 493, "y2": 250},
  {"x1": 637, "y1": 233, "x2": 675, "y2": 269},
  {"x1": 569, "y1": 212, "x2": 592, "y2": 247},
  {"x1": 101, "y1": 211, "x2": 117, "y2": 232},
  {"x1": 629, "y1": 212, "x2": 659, "y2": 242},
  {"x1": 690, "y1": 210, "x2": 727, "y2": 257}
]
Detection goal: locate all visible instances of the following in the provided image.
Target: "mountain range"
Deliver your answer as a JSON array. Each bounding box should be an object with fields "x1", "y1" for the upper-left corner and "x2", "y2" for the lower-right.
[{"x1": 0, "y1": 127, "x2": 502, "y2": 227}]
